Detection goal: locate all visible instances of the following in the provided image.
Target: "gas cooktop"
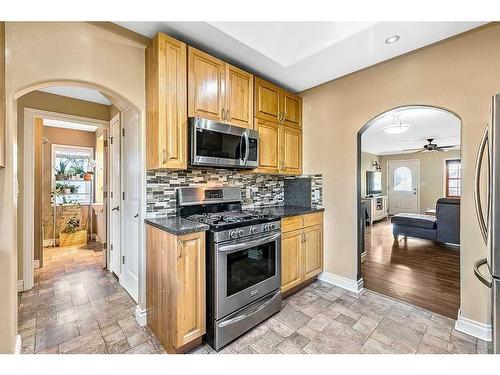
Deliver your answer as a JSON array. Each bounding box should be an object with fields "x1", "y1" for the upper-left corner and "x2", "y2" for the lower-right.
[{"x1": 185, "y1": 210, "x2": 276, "y2": 231}]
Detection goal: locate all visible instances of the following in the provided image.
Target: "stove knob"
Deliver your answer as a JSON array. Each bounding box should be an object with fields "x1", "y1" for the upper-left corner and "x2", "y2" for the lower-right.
[
  {"x1": 269, "y1": 223, "x2": 276, "y2": 230},
  {"x1": 230, "y1": 230, "x2": 238, "y2": 239},
  {"x1": 238, "y1": 229, "x2": 245, "y2": 237},
  {"x1": 264, "y1": 224, "x2": 270, "y2": 231},
  {"x1": 250, "y1": 226, "x2": 258, "y2": 234}
]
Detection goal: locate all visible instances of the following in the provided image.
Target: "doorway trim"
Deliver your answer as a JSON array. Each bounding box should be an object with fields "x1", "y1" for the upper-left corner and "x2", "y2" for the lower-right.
[
  {"x1": 386, "y1": 158, "x2": 421, "y2": 215},
  {"x1": 22, "y1": 107, "x2": 109, "y2": 291}
]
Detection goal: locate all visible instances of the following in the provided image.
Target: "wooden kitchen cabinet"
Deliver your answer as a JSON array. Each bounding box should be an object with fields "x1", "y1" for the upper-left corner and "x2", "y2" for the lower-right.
[
  {"x1": 254, "y1": 77, "x2": 281, "y2": 123},
  {"x1": 255, "y1": 118, "x2": 302, "y2": 175},
  {"x1": 282, "y1": 91, "x2": 302, "y2": 129},
  {"x1": 280, "y1": 125, "x2": 302, "y2": 175},
  {"x1": 254, "y1": 77, "x2": 302, "y2": 129},
  {"x1": 188, "y1": 47, "x2": 253, "y2": 128},
  {"x1": 281, "y1": 212, "x2": 324, "y2": 294},
  {"x1": 254, "y1": 118, "x2": 280, "y2": 174},
  {"x1": 188, "y1": 47, "x2": 225, "y2": 122},
  {"x1": 146, "y1": 33, "x2": 187, "y2": 170},
  {"x1": 225, "y1": 64, "x2": 253, "y2": 128},
  {"x1": 281, "y1": 230, "x2": 303, "y2": 293},
  {"x1": 146, "y1": 225, "x2": 206, "y2": 353}
]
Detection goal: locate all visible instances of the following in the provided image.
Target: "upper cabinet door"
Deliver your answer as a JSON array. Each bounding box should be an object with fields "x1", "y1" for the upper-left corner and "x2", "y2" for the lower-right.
[
  {"x1": 146, "y1": 32, "x2": 187, "y2": 170},
  {"x1": 188, "y1": 47, "x2": 225, "y2": 122},
  {"x1": 280, "y1": 126, "x2": 302, "y2": 175},
  {"x1": 225, "y1": 64, "x2": 253, "y2": 129},
  {"x1": 282, "y1": 91, "x2": 302, "y2": 129},
  {"x1": 255, "y1": 77, "x2": 281, "y2": 123},
  {"x1": 255, "y1": 118, "x2": 279, "y2": 174}
]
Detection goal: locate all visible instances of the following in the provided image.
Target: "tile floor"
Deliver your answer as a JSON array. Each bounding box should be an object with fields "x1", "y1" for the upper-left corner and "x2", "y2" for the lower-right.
[{"x1": 19, "y1": 245, "x2": 490, "y2": 354}]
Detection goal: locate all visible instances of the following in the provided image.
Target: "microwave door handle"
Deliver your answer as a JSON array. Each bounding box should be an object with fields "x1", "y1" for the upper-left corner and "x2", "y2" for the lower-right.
[
  {"x1": 242, "y1": 131, "x2": 250, "y2": 165},
  {"x1": 218, "y1": 232, "x2": 281, "y2": 254},
  {"x1": 473, "y1": 126, "x2": 489, "y2": 245}
]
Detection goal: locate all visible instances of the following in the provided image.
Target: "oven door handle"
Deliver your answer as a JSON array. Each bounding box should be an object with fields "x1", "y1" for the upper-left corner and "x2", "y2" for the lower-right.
[
  {"x1": 218, "y1": 290, "x2": 281, "y2": 328},
  {"x1": 217, "y1": 232, "x2": 281, "y2": 254}
]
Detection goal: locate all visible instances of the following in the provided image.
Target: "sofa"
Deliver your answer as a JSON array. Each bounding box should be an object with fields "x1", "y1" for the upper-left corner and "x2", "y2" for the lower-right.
[{"x1": 391, "y1": 198, "x2": 460, "y2": 245}]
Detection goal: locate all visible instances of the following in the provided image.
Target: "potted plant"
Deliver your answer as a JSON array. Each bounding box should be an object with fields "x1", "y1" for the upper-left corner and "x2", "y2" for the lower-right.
[
  {"x1": 84, "y1": 160, "x2": 97, "y2": 181},
  {"x1": 69, "y1": 159, "x2": 85, "y2": 180},
  {"x1": 54, "y1": 159, "x2": 69, "y2": 181},
  {"x1": 62, "y1": 183, "x2": 71, "y2": 195},
  {"x1": 69, "y1": 184, "x2": 79, "y2": 194},
  {"x1": 59, "y1": 216, "x2": 87, "y2": 247}
]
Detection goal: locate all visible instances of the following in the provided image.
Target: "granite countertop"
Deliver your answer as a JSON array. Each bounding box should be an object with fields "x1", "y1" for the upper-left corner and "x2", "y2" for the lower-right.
[
  {"x1": 145, "y1": 217, "x2": 209, "y2": 236},
  {"x1": 255, "y1": 205, "x2": 325, "y2": 218}
]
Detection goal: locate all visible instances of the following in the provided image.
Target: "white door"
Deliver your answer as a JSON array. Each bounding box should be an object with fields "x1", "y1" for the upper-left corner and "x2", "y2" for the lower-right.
[
  {"x1": 388, "y1": 160, "x2": 419, "y2": 214},
  {"x1": 121, "y1": 109, "x2": 140, "y2": 302},
  {"x1": 109, "y1": 115, "x2": 121, "y2": 276}
]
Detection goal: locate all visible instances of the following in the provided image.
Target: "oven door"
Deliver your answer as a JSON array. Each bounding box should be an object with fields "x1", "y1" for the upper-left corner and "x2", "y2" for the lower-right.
[
  {"x1": 215, "y1": 231, "x2": 281, "y2": 319},
  {"x1": 190, "y1": 117, "x2": 258, "y2": 168}
]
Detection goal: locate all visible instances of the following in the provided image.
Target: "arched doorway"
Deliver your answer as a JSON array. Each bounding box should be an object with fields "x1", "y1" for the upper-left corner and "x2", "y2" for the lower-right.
[
  {"x1": 356, "y1": 105, "x2": 462, "y2": 318},
  {"x1": 17, "y1": 81, "x2": 144, "y2": 308}
]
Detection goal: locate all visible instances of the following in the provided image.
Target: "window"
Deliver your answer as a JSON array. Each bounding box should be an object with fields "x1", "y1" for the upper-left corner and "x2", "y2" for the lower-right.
[
  {"x1": 446, "y1": 159, "x2": 461, "y2": 197},
  {"x1": 52, "y1": 145, "x2": 94, "y2": 205},
  {"x1": 393, "y1": 166, "x2": 412, "y2": 191}
]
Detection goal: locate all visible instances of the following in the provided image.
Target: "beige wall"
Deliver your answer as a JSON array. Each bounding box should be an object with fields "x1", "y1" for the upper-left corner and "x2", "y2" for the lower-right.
[
  {"x1": 301, "y1": 24, "x2": 500, "y2": 326},
  {"x1": 0, "y1": 22, "x2": 147, "y2": 353},
  {"x1": 18, "y1": 91, "x2": 111, "y2": 269},
  {"x1": 380, "y1": 150, "x2": 461, "y2": 213},
  {"x1": 360, "y1": 152, "x2": 380, "y2": 197}
]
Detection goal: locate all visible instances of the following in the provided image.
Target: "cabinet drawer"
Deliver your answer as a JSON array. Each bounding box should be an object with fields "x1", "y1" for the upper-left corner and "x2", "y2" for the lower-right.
[
  {"x1": 281, "y1": 215, "x2": 304, "y2": 233},
  {"x1": 303, "y1": 212, "x2": 323, "y2": 228}
]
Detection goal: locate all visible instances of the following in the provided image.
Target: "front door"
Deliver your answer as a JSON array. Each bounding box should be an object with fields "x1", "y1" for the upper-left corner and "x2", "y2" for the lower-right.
[{"x1": 388, "y1": 160, "x2": 419, "y2": 214}]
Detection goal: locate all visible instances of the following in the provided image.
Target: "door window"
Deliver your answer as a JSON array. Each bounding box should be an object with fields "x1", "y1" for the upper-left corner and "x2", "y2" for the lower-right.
[{"x1": 393, "y1": 166, "x2": 412, "y2": 191}]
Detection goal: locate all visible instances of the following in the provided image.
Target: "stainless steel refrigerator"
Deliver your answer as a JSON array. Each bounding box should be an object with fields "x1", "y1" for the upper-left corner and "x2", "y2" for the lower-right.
[{"x1": 473, "y1": 93, "x2": 500, "y2": 354}]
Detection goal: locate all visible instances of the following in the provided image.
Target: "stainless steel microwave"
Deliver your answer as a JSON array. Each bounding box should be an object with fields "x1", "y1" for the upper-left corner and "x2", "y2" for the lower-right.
[{"x1": 189, "y1": 117, "x2": 259, "y2": 169}]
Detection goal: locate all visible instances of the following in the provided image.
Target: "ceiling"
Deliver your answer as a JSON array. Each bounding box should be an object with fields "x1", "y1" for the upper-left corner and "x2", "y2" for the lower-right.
[
  {"x1": 43, "y1": 118, "x2": 98, "y2": 132},
  {"x1": 116, "y1": 21, "x2": 485, "y2": 92},
  {"x1": 39, "y1": 86, "x2": 112, "y2": 105},
  {"x1": 361, "y1": 106, "x2": 461, "y2": 155}
]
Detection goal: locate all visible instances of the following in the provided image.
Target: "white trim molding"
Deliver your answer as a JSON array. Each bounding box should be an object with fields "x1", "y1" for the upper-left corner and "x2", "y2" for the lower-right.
[
  {"x1": 17, "y1": 280, "x2": 24, "y2": 292},
  {"x1": 318, "y1": 271, "x2": 364, "y2": 293},
  {"x1": 15, "y1": 335, "x2": 22, "y2": 354},
  {"x1": 455, "y1": 309, "x2": 492, "y2": 341},
  {"x1": 135, "y1": 305, "x2": 147, "y2": 326}
]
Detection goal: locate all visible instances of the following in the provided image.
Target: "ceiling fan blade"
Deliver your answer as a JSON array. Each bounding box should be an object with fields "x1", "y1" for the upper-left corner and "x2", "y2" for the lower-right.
[
  {"x1": 437, "y1": 145, "x2": 460, "y2": 149},
  {"x1": 401, "y1": 148, "x2": 423, "y2": 152}
]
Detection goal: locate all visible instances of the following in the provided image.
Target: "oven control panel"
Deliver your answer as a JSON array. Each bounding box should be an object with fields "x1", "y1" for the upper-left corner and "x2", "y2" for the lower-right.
[{"x1": 213, "y1": 220, "x2": 281, "y2": 243}]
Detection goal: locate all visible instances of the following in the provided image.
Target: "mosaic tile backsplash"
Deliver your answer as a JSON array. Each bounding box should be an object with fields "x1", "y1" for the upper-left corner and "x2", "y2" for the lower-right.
[{"x1": 146, "y1": 168, "x2": 323, "y2": 218}]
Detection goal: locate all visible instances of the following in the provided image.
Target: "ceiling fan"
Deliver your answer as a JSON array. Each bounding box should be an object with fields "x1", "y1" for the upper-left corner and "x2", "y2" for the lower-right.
[{"x1": 403, "y1": 138, "x2": 459, "y2": 153}]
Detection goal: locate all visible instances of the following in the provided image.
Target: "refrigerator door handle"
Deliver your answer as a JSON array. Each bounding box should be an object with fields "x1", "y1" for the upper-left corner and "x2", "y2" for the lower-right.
[
  {"x1": 473, "y1": 126, "x2": 490, "y2": 245},
  {"x1": 474, "y1": 258, "x2": 492, "y2": 288}
]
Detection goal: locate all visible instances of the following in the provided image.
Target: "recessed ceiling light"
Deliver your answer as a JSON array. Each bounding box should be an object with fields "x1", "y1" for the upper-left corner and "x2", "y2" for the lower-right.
[{"x1": 385, "y1": 35, "x2": 400, "y2": 44}]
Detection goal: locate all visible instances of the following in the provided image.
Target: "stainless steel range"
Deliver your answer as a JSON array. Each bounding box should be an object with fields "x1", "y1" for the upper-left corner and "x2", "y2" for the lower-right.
[{"x1": 177, "y1": 187, "x2": 282, "y2": 350}]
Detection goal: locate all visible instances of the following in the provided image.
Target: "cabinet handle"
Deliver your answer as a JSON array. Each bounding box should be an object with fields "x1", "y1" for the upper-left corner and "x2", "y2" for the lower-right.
[
  {"x1": 301, "y1": 233, "x2": 305, "y2": 243},
  {"x1": 282, "y1": 112, "x2": 286, "y2": 124},
  {"x1": 162, "y1": 149, "x2": 167, "y2": 164},
  {"x1": 221, "y1": 109, "x2": 225, "y2": 120},
  {"x1": 177, "y1": 240, "x2": 183, "y2": 258},
  {"x1": 227, "y1": 109, "x2": 230, "y2": 120}
]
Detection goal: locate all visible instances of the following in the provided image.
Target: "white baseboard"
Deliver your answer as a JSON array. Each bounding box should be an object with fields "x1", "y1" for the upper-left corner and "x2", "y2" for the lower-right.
[
  {"x1": 17, "y1": 280, "x2": 24, "y2": 292},
  {"x1": 135, "y1": 305, "x2": 147, "y2": 326},
  {"x1": 455, "y1": 309, "x2": 492, "y2": 341},
  {"x1": 34, "y1": 260, "x2": 40, "y2": 269},
  {"x1": 15, "y1": 335, "x2": 22, "y2": 354},
  {"x1": 318, "y1": 271, "x2": 364, "y2": 294}
]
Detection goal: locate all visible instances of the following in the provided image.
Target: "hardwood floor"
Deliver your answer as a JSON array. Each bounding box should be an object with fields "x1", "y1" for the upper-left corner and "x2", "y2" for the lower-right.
[{"x1": 361, "y1": 220, "x2": 460, "y2": 319}]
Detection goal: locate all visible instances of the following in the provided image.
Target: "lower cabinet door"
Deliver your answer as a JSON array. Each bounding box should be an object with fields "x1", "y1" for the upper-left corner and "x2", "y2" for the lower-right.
[
  {"x1": 175, "y1": 232, "x2": 206, "y2": 348},
  {"x1": 281, "y1": 230, "x2": 303, "y2": 293},
  {"x1": 303, "y1": 225, "x2": 323, "y2": 280}
]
